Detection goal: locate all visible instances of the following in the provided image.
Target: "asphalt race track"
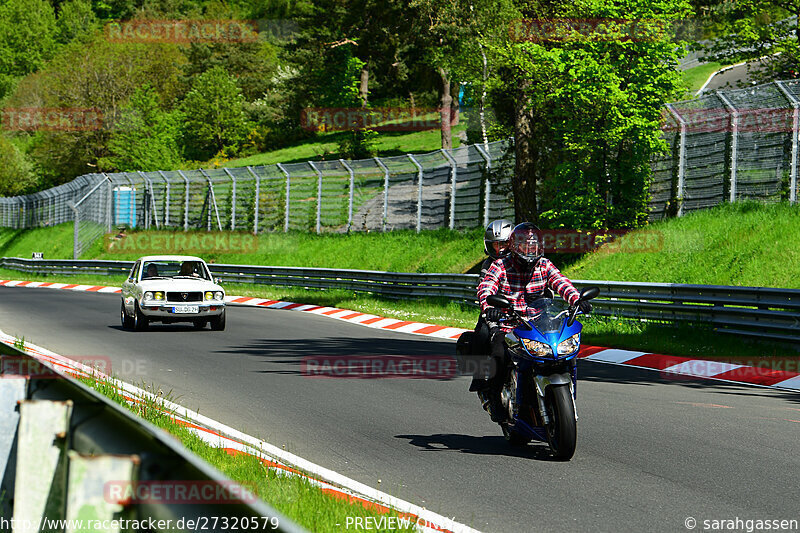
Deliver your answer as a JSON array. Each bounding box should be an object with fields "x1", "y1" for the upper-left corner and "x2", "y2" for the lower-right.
[{"x1": 2, "y1": 287, "x2": 799, "y2": 532}]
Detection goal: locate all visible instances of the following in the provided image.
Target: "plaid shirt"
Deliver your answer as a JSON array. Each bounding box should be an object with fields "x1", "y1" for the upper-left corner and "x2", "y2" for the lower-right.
[{"x1": 477, "y1": 257, "x2": 580, "y2": 324}]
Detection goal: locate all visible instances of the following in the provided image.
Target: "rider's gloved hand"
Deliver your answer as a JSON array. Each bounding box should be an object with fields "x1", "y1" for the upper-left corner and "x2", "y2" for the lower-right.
[
  {"x1": 578, "y1": 301, "x2": 592, "y2": 314},
  {"x1": 484, "y1": 307, "x2": 504, "y2": 322}
]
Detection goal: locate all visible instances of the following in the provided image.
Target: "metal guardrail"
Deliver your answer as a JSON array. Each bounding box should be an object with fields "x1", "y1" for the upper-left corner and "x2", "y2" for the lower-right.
[
  {"x1": 1, "y1": 257, "x2": 799, "y2": 343},
  {"x1": 0, "y1": 340, "x2": 306, "y2": 532}
]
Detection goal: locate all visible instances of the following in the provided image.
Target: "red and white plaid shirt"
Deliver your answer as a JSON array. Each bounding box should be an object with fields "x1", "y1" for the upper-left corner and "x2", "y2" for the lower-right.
[{"x1": 477, "y1": 256, "x2": 580, "y2": 322}]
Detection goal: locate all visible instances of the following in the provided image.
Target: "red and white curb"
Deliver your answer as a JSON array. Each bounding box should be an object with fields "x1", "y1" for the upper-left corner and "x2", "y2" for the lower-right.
[
  {"x1": 0, "y1": 329, "x2": 481, "y2": 533},
  {"x1": 3, "y1": 279, "x2": 800, "y2": 393}
]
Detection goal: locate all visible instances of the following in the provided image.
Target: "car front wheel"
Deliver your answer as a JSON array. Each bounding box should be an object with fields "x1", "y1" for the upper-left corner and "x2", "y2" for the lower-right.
[
  {"x1": 210, "y1": 310, "x2": 226, "y2": 331},
  {"x1": 133, "y1": 302, "x2": 149, "y2": 331}
]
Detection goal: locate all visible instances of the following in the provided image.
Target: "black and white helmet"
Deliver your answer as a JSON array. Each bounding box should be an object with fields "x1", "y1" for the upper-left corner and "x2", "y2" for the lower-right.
[
  {"x1": 483, "y1": 219, "x2": 514, "y2": 259},
  {"x1": 510, "y1": 222, "x2": 544, "y2": 268}
]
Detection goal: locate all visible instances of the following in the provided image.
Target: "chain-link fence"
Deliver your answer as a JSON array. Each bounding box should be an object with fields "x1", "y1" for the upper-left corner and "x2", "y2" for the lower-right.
[
  {"x1": 0, "y1": 140, "x2": 515, "y2": 258},
  {"x1": 650, "y1": 79, "x2": 800, "y2": 219}
]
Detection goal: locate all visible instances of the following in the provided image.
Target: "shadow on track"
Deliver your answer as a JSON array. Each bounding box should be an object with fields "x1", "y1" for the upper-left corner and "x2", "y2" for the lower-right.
[{"x1": 395, "y1": 433, "x2": 556, "y2": 460}]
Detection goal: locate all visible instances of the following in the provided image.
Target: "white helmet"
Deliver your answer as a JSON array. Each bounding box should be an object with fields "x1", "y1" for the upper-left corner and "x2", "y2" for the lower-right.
[{"x1": 483, "y1": 219, "x2": 514, "y2": 259}]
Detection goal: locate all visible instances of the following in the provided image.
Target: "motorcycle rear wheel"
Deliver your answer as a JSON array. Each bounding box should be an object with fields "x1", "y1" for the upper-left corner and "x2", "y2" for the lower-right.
[{"x1": 545, "y1": 385, "x2": 577, "y2": 461}]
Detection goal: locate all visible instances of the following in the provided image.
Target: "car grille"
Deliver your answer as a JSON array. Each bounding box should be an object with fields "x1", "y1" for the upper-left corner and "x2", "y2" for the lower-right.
[{"x1": 166, "y1": 292, "x2": 202, "y2": 302}]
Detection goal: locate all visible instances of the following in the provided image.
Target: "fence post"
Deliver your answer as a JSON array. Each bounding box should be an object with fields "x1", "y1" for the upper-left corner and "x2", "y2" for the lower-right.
[
  {"x1": 717, "y1": 91, "x2": 739, "y2": 202},
  {"x1": 407, "y1": 155, "x2": 423, "y2": 233},
  {"x1": 246, "y1": 166, "x2": 261, "y2": 235},
  {"x1": 665, "y1": 104, "x2": 687, "y2": 216},
  {"x1": 776, "y1": 81, "x2": 799, "y2": 204},
  {"x1": 440, "y1": 149, "x2": 457, "y2": 229},
  {"x1": 339, "y1": 159, "x2": 355, "y2": 232},
  {"x1": 198, "y1": 169, "x2": 223, "y2": 231},
  {"x1": 277, "y1": 163, "x2": 291, "y2": 232},
  {"x1": 103, "y1": 174, "x2": 112, "y2": 233},
  {"x1": 137, "y1": 171, "x2": 159, "y2": 230},
  {"x1": 223, "y1": 168, "x2": 237, "y2": 230},
  {"x1": 157, "y1": 171, "x2": 171, "y2": 227},
  {"x1": 177, "y1": 170, "x2": 190, "y2": 231},
  {"x1": 308, "y1": 161, "x2": 323, "y2": 233},
  {"x1": 475, "y1": 144, "x2": 492, "y2": 227},
  {"x1": 374, "y1": 157, "x2": 389, "y2": 232}
]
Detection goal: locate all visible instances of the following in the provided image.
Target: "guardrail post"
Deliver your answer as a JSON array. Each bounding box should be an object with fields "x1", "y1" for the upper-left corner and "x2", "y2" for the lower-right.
[
  {"x1": 177, "y1": 170, "x2": 190, "y2": 231},
  {"x1": 717, "y1": 91, "x2": 738, "y2": 202},
  {"x1": 440, "y1": 149, "x2": 457, "y2": 229},
  {"x1": 247, "y1": 166, "x2": 261, "y2": 234},
  {"x1": 665, "y1": 104, "x2": 687, "y2": 216},
  {"x1": 776, "y1": 81, "x2": 799, "y2": 204},
  {"x1": 308, "y1": 161, "x2": 323, "y2": 233},
  {"x1": 475, "y1": 144, "x2": 492, "y2": 227},
  {"x1": 407, "y1": 155, "x2": 423, "y2": 232},
  {"x1": 224, "y1": 168, "x2": 237, "y2": 230},
  {"x1": 277, "y1": 163, "x2": 291, "y2": 232},
  {"x1": 65, "y1": 452, "x2": 140, "y2": 529},
  {"x1": 374, "y1": 157, "x2": 390, "y2": 232},
  {"x1": 13, "y1": 400, "x2": 73, "y2": 527},
  {"x1": 339, "y1": 159, "x2": 355, "y2": 232}
]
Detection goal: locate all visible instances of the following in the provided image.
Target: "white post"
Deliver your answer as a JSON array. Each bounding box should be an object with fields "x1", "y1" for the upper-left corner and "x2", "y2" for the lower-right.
[
  {"x1": 157, "y1": 171, "x2": 170, "y2": 227},
  {"x1": 246, "y1": 166, "x2": 261, "y2": 234},
  {"x1": 308, "y1": 161, "x2": 323, "y2": 233},
  {"x1": 665, "y1": 104, "x2": 687, "y2": 216},
  {"x1": 177, "y1": 170, "x2": 190, "y2": 231},
  {"x1": 475, "y1": 144, "x2": 492, "y2": 227},
  {"x1": 277, "y1": 163, "x2": 291, "y2": 232},
  {"x1": 339, "y1": 159, "x2": 355, "y2": 232},
  {"x1": 440, "y1": 148, "x2": 457, "y2": 229},
  {"x1": 374, "y1": 157, "x2": 390, "y2": 232},
  {"x1": 407, "y1": 155, "x2": 424, "y2": 233},
  {"x1": 717, "y1": 91, "x2": 738, "y2": 202},
  {"x1": 776, "y1": 81, "x2": 798, "y2": 204},
  {"x1": 198, "y1": 169, "x2": 223, "y2": 231},
  {"x1": 223, "y1": 168, "x2": 237, "y2": 230}
]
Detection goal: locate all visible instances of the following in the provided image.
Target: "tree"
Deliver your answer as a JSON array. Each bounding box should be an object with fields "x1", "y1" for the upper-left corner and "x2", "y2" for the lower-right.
[
  {"x1": 55, "y1": 0, "x2": 98, "y2": 45},
  {"x1": 180, "y1": 66, "x2": 250, "y2": 160},
  {"x1": 99, "y1": 84, "x2": 183, "y2": 171},
  {"x1": 0, "y1": 0, "x2": 58, "y2": 98},
  {"x1": 0, "y1": 136, "x2": 36, "y2": 196}
]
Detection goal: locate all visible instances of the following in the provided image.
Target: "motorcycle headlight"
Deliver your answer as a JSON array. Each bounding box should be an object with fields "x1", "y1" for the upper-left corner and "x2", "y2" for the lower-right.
[
  {"x1": 521, "y1": 338, "x2": 553, "y2": 357},
  {"x1": 205, "y1": 291, "x2": 213, "y2": 301},
  {"x1": 214, "y1": 291, "x2": 223, "y2": 300},
  {"x1": 557, "y1": 334, "x2": 580, "y2": 355},
  {"x1": 143, "y1": 291, "x2": 153, "y2": 301},
  {"x1": 153, "y1": 291, "x2": 164, "y2": 301}
]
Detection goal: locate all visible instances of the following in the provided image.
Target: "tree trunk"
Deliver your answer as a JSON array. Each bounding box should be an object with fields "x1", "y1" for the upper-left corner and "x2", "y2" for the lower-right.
[
  {"x1": 359, "y1": 62, "x2": 369, "y2": 108},
  {"x1": 439, "y1": 67, "x2": 452, "y2": 150},
  {"x1": 513, "y1": 78, "x2": 537, "y2": 223}
]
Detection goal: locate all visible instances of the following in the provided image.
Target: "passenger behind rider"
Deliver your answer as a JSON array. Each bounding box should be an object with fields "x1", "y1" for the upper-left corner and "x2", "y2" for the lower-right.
[{"x1": 476, "y1": 222, "x2": 591, "y2": 422}]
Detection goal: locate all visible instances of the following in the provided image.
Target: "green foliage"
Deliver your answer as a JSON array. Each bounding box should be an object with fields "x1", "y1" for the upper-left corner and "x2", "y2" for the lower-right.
[
  {"x1": 0, "y1": 0, "x2": 58, "y2": 98},
  {"x1": 55, "y1": 0, "x2": 99, "y2": 44},
  {"x1": 180, "y1": 66, "x2": 250, "y2": 160},
  {"x1": 99, "y1": 85, "x2": 183, "y2": 171},
  {"x1": 336, "y1": 128, "x2": 378, "y2": 159},
  {"x1": 0, "y1": 136, "x2": 36, "y2": 196}
]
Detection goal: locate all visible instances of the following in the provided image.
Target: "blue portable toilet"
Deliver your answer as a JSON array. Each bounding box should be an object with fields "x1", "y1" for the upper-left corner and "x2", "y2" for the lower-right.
[{"x1": 114, "y1": 186, "x2": 137, "y2": 227}]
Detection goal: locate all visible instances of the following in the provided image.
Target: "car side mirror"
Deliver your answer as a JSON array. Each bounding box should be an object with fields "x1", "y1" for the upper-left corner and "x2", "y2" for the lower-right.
[
  {"x1": 486, "y1": 294, "x2": 511, "y2": 309},
  {"x1": 579, "y1": 286, "x2": 600, "y2": 301},
  {"x1": 214, "y1": 277, "x2": 221, "y2": 285}
]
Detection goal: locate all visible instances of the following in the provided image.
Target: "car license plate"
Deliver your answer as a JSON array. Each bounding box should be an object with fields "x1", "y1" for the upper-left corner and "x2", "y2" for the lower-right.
[{"x1": 173, "y1": 306, "x2": 199, "y2": 314}]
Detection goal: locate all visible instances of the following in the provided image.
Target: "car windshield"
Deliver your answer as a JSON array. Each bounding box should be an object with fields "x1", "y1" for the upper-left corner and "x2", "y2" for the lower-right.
[
  {"x1": 521, "y1": 298, "x2": 569, "y2": 334},
  {"x1": 141, "y1": 260, "x2": 210, "y2": 281}
]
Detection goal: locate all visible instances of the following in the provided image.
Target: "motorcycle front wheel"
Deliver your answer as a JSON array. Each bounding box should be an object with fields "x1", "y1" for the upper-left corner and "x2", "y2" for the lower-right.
[{"x1": 545, "y1": 385, "x2": 577, "y2": 461}]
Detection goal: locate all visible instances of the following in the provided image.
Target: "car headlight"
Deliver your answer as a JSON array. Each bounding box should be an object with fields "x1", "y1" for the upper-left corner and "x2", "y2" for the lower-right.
[
  {"x1": 143, "y1": 291, "x2": 153, "y2": 301},
  {"x1": 205, "y1": 291, "x2": 213, "y2": 300},
  {"x1": 154, "y1": 291, "x2": 164, "y2": 300},
  {"x1": 522, "y1": 338, "x2": 553, "y2": 357},
  {"x1": 214, "y1": 291, "x2": 223, "y2": 300},
  {"x1": 557, "y1": 334, "x2": 580, "y2": 355}
]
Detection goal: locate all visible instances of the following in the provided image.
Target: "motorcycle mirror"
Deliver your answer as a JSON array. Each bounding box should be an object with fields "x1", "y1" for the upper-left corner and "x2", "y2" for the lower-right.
[
  {"x1": 486, "y1": 294, "x2": 512, "y2": 309},
  {"x1": 579, "y1": 286, "x2": 600, "y2": 301}
]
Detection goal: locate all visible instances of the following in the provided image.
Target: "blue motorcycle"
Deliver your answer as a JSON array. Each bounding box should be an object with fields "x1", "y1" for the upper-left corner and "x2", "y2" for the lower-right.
[{"x1": 486, "y1": 286, "x2": 599, "y2": 461}]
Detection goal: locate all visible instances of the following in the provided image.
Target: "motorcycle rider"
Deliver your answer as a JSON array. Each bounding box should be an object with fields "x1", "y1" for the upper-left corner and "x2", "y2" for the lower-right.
[{"x1": 476, "y1": 222, "x2": 591, "y2": 422}]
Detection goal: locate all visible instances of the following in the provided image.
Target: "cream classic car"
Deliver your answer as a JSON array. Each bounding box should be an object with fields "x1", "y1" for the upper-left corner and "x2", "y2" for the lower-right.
[{"x1": 120, "y1": 255, "x2": 226, "y2": 331}]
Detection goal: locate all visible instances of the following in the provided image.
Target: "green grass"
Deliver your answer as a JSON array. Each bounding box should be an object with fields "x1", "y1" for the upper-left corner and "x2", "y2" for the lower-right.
[
  {"x1": 225, "y1": 127, "x2": 463, "y2": 168},
  {"x1": 564, "y1": 202, "x2": 800, "y2": 288},
  {"x1": 69, "y1": 374, "x2": 415, "y2": 532},
  {"x1": 681, "y1": 61, "x2": 723, "y2": 95}
]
